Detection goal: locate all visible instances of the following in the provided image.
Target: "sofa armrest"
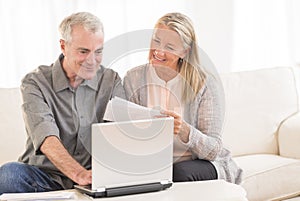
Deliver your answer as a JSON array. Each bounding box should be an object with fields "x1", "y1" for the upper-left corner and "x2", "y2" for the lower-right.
[{"x1": 278, "y1": 112, "x2": 300, "y2": 159}]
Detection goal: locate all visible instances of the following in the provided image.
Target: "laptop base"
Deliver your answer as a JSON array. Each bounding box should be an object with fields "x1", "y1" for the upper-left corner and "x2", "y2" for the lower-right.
[{"x1": 75, "y1": 181, "x2": 172, "y2": 198}]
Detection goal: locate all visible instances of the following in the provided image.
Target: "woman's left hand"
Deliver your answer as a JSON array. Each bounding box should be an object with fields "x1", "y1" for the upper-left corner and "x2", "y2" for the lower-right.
[{"x1": 160, "y1": 110, "x2": 190, "y2": 143}]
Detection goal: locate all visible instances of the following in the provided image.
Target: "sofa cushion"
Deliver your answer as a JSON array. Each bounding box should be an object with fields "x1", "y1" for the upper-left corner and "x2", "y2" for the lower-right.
[
  {"x1": 278, "y1": 112, "x2": 300, "y2": 159},
  {"x1": 220, "y1": 67, "x2": 299, "y2": 156},
  {"x1": 0, "y1": 88, "x2": 26, "y2": 165},
  {"x1": 234, "y1": 154, "x2": 300, "y2": 201}
]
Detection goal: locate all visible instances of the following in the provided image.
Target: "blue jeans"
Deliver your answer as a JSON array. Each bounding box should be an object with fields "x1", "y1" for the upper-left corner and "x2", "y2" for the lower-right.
[{"x1": 0, "y1": 162, "x2": 63, "y2": 195}]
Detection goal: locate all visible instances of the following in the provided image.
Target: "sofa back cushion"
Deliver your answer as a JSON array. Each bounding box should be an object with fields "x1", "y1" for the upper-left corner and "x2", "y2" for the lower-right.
[
  {"x1": 220, "y1": 67, "x2": 299, "y2": 156},
  {"x1": 0, "y1": 88, "x2": 26, "y2": 165}
]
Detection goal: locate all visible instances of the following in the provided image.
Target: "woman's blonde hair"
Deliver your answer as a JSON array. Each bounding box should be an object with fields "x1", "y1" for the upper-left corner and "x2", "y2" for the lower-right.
[{"x1": 155, "y1": 12, "x2": 206, "y2": 102}]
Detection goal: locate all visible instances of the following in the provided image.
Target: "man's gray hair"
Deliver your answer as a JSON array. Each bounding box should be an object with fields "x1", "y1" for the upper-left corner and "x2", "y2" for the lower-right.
[{"x1": 59, "y1": 12, "x2": 104, "y2": 43}]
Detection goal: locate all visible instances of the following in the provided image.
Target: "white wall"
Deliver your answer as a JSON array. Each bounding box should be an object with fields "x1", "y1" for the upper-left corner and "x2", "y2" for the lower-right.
[
  {"x1": 186, "y1": 0, "x2": 234, "y2": 73},
  {"x1": 104, "y1": 0, "x2": 235, "y2": 77},
  {"x1": 0, "y1": 0, "x2": 299, "y2": 87}
]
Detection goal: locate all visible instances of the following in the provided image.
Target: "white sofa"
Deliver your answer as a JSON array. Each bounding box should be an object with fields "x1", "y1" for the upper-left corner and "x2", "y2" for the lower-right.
[
  {"x1": 1, "y1": 66, "x2": 300, "y2": 201},
  {"x1": 221, "y1": 67, "x2": 300, "y2": 201}
]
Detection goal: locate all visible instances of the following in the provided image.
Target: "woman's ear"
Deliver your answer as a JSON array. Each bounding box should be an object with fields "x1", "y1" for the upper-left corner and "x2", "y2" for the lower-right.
[{"x1": 181, "y1": 47, "x2": 190, "y2": 59}]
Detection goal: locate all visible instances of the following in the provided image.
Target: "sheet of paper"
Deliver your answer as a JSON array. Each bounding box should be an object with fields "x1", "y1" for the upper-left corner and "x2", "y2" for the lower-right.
[
  {"x1": 104, "y1": 97, "x2": 162, "y2": 122},
  {"x1": 0, "y1": 191, "x2": 75, "y2": 201}
]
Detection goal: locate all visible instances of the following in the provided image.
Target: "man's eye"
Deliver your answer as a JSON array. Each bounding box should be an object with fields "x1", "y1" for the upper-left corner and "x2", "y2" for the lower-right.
[
  {"x1": 95, "y1": 50, "x2": 103, "y2": 54},
  {"x1": 79, "y1": 50, "x2": 88, "y2": 54}
]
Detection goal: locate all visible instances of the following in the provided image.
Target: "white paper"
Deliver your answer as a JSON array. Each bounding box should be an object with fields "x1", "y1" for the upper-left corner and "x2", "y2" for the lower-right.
[
  {"x1": 0, "y1": 191, "x2": 75, "y2": 201},
  {"x1": 104, "y1": 97, "x2": 162, "y2": 122}
]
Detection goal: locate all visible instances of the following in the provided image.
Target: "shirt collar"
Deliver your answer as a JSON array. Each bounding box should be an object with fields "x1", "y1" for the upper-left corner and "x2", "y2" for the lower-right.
[{"x1": 53, "y1": 54, "x2": 99, "y2": 92}]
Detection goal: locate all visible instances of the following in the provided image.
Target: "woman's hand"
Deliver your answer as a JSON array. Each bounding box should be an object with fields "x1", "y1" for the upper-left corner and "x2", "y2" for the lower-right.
[{"x1": 160, "y1": 110, "x2": 190, "y2": 143}]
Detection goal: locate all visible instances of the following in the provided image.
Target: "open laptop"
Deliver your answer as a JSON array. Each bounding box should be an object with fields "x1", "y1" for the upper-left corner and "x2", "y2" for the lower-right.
[{"x1": 75, "y1": 117, "x2": 174, "y2": 198}]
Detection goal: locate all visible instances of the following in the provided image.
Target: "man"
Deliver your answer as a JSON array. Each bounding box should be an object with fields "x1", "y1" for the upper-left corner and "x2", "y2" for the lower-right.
[{"x1": 0, "y1": 12, "x2": 125, "y2": 193}]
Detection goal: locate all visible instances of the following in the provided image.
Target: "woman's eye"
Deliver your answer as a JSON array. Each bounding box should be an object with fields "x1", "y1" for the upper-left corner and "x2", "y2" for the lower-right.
[
  {"x1": 153, "y1": 39, "x2": 160, "y2": 44},
  {"x1": 166, "y1": 46, "x2": 175, "y2": 51}
]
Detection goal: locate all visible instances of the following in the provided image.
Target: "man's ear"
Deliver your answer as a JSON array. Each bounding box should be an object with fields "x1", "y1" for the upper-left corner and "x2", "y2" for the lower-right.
[{"x1": 59, "y1": 39, "x2": 66, "y2": 54}]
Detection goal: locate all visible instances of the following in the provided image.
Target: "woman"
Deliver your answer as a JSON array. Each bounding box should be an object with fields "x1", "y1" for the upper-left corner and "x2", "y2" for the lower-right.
[{"x1": 123, "y1": 12, "x2": 242, "y2": 184}]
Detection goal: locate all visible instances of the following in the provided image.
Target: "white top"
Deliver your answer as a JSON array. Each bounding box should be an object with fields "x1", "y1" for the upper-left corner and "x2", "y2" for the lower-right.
[{"x1": 147, "y1": 65, "x2": 192, "y2": 163}]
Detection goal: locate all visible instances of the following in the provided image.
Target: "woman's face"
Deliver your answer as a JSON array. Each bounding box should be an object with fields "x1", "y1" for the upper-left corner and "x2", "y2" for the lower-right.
[{"x1": 149, "y1": 24, "x2": 187, "y2": 71}]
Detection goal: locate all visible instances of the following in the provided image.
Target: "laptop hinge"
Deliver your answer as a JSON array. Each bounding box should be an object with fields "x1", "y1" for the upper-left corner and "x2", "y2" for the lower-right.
[
  {"x1": 96, "y1": 187, "x2": 106, "y2": 192},
  {"x1": 160, "y1": 180, "x2": 170, "y2": 185}
]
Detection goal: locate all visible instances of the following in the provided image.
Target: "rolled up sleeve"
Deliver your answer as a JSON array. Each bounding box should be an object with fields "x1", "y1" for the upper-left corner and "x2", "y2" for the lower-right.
[{"x1": 21, "y1": 76, "x2": 59, "y2": 153}]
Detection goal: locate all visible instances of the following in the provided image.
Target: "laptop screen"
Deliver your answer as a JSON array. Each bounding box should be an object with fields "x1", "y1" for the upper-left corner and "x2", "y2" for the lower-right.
[{"x1": 91, "y1": 117, "x2": 174, "y2": 189}]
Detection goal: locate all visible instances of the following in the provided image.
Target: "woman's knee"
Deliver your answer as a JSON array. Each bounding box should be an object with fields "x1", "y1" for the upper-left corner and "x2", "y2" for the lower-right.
[
  {"x1": 173, "y1": 160, "x2": 217, "y2": 182},
  {"x1": 173, "y1": 161, "x2": 194, "y2": 182}
]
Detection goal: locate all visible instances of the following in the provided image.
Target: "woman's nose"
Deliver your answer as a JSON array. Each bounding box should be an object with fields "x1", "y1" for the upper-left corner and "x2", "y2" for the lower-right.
[{"x1": 154, "y1": 49, "x2": 165, "y2": 57}]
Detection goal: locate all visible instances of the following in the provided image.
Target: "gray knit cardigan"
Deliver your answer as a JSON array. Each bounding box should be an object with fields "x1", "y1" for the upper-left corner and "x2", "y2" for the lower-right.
[{"x1": 123, "y1": 64, "x2": 242, "y2": 184}]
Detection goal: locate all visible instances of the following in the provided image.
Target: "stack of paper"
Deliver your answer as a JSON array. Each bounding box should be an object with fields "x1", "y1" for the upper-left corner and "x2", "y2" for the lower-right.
[
  {"x1": 0, "y1": 191, "x2": 75, "y2": 201},
  {"x1": 104, "y1": 97, "x2": 162, "y2": 122}
]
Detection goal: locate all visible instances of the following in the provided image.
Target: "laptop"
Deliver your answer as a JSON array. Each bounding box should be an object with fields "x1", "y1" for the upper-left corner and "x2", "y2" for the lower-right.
[{"x1": 75, "y1": 117, "x2": 174, "y2": 198}]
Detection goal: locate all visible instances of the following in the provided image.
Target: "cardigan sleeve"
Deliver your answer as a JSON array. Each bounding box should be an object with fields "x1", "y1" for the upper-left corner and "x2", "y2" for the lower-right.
[
  {"x1": 183, "y1": 75, "x2": 225, "y2": 161},
  {"x1": 123, "y1": 64, "x2": 148, "y2": 106}
]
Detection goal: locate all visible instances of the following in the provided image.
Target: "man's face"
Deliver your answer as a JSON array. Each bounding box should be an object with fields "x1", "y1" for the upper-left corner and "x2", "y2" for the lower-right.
[{"x1": 60, "y1": 25, "x2": 104, "y2": 80}]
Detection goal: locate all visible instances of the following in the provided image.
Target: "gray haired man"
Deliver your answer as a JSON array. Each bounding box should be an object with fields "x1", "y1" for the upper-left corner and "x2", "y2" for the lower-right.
[{"x1": 0, "y1": 12, "x2": 125, "y2": 194}]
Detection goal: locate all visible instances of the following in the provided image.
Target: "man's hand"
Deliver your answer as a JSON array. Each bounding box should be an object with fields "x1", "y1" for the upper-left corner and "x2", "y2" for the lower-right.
[
  {"x1": 75, "y1": 169, "x2": 92, "y2": 185},
  {"x1": 40, "y1": 135, "x2": 92, "y2": 185}
]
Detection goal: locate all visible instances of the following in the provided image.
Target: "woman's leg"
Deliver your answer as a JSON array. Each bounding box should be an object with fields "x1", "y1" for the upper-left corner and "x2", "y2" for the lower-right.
[
  {"x1": 0, "y1": 162, "x2": 63, "y2": 194},
  {"x1": 173, "y1": 159, "x2": 217, "y2": 182}
]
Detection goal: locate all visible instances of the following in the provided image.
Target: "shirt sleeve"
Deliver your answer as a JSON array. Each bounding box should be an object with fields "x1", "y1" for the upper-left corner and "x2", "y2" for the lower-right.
[{"x1": 21, "y1": 74, "x2": 60, "y2": 154}]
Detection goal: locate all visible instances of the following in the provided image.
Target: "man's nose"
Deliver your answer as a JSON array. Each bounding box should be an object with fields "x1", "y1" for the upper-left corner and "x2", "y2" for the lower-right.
[{"x1": 86, "y1": 53, "x2": 96, "y2": 64}]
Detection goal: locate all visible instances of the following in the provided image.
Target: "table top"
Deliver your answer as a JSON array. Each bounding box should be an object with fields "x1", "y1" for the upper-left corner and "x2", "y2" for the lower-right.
[{"x1": 73, "y1": 180, "x2": 248, "y2": 201}]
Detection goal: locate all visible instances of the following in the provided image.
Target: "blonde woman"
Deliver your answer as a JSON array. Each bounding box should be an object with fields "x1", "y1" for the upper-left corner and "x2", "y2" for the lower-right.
[{"x1": 123, "y1": 12, "x2": 242, "y2": 184}]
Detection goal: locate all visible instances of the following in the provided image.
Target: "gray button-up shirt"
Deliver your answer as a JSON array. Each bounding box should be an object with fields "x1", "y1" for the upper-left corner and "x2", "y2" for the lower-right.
[{"x1": 18, "y1": 54, "x2": 125, "y2": 188}]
